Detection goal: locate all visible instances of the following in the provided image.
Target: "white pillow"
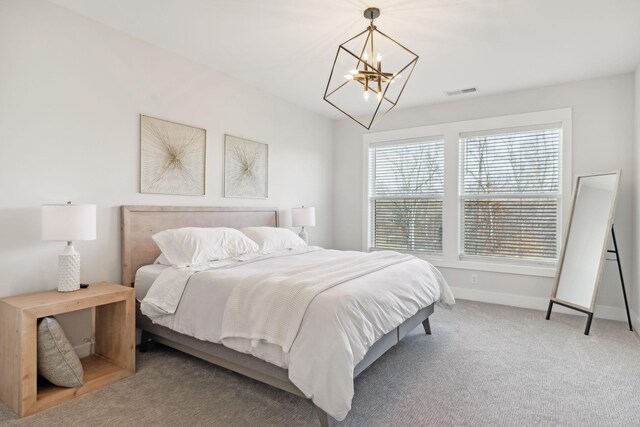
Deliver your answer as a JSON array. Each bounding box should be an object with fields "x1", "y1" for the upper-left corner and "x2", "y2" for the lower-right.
[
  {"x1": 152, "y1": 227, "x2": 259, "y2": 267},
  {"x1": 240, "y1": 227, "x2": 307, "y2": 253}
]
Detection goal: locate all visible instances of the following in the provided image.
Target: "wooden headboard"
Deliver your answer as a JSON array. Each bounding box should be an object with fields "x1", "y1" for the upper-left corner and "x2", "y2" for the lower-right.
[{"x1": 121, "y1": 206, "x2": 279, "y2": 287}]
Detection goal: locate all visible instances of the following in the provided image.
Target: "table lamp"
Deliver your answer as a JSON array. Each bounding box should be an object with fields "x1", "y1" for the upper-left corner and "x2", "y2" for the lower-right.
[
  {"x1": 292, "y1": 206, "x2": 316, "y2": 244},
  {"x1": 42, "y1": 202, "x2": 96, "y2": 292}
]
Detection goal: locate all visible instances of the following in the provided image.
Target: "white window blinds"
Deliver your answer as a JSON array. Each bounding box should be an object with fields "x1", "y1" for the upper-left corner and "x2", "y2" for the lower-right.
[
  {"x1": 460, "y1": 126, "x2": 561, "y2": 261},
  {"x1": 369, "y1": 140, "x2": 444, "y2": 253}
]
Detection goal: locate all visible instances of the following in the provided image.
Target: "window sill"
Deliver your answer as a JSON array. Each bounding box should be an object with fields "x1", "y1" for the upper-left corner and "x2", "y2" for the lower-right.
[{"x1": 414, "y1": 254, "x2": 557, "y2": 277}]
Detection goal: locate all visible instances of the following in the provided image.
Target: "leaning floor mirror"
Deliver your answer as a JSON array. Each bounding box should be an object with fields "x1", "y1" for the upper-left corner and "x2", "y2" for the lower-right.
[{"x1": 546, "y1": 170, "x2": 632, "y2": 335}]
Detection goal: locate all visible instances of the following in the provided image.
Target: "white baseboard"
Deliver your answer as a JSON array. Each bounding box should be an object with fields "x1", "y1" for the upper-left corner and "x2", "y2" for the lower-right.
[
  {"x1": 450, "y1": 285, "x2": 632, "y2": 323},
  {"x1": 631, "y1": 310, "x2": 640, "y2": 336},
  {"x1": 74, "y1": 341, "x2": 93, "y2": 359}
]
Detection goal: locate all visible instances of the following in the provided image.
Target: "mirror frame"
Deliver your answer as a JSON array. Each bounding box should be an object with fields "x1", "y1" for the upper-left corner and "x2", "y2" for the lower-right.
[{"x1": 549, "y1": 170, "x2": 621, "y2": 313}]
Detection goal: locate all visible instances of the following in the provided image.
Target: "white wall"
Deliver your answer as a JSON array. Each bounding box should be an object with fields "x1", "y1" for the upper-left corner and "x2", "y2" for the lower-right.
[
  {"x1": 0, "y1": 0, "x2": 334, "y2": 349},
  {"x1": 334, "y1": 74, "x2": 635, "y2": 320},
  {"x1": 632, "y1": 65, "x2": 640, "y2": 325}
]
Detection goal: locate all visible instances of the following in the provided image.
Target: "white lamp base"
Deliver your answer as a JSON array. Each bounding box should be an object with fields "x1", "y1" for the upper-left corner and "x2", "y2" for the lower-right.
[
  {"x1": 57, "y1": 243, "x2": 80, "y2": 292},
  {"x1": 298, "y1": 227, "x2": 308, "y2": 244}
]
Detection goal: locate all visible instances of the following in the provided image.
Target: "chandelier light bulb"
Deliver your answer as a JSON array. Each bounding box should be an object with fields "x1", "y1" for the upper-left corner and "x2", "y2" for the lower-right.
[
  {"x1": 364, "y1": 91, "x2": 370, "y2": 101},
  {"x1": 377, "y1": 91, "x2": 382, "y2": 101}
]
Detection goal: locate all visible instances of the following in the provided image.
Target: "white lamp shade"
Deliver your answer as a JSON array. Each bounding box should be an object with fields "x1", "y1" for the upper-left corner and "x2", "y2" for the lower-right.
[
  {"x1": 292, "y1": 206, "x2": 316, "y2": 227},
  {"x1": 42, "y1": 204, "x2": 97, "y2": 241}
]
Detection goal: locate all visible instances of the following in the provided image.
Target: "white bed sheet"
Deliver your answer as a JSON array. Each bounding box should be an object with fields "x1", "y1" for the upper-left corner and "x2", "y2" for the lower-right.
[
  {"x1": 140, "y1": 248, "x2": 454, "y2": 421},
  {"x1": 138, "y1": 258, "x2": 292, "y2": 368},
  {"x1": 134, "y1": 264, "x2": 168, "y2": 301}
]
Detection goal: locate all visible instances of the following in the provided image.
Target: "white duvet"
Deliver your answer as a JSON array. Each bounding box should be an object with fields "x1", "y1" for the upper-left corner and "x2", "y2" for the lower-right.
[{"x1": 141, "y1": 248, "x2": 454, "y2": 421}]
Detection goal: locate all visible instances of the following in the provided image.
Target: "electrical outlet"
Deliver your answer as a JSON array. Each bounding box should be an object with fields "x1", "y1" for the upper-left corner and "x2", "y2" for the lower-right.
[{"x1": 471, "y1": 273, "x2": 478, "y2": 284}]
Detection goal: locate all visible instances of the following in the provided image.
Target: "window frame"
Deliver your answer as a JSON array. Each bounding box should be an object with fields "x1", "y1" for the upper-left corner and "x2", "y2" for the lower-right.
[{"x1": 362, "y1": 108, "x2": 572, "y2": 277}]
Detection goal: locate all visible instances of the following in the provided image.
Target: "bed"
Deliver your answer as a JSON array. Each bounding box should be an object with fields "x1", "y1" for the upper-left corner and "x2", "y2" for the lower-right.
[{"x1": 121, "y1": 205, "x2": 452, "y2": 426}]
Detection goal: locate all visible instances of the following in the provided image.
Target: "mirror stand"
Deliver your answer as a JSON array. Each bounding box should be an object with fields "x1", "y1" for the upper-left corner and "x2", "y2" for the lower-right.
[
  {"x1": 607, "y1": 225, "x2": 633, "y2": 332},
  {"x1": 545, "y1": 300, "x2": 594, "y2": 335},
  {"x1": 546, "y1": 225, "x2": 633, "y2": 335}
]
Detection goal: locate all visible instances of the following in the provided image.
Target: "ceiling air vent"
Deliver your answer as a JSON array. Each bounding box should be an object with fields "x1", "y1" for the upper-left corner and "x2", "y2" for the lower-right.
[{"x1": 445, "y1": 87, "x2": 478, "y2": 96}]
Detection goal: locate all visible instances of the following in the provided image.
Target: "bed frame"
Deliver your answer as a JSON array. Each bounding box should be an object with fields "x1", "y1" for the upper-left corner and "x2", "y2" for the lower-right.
[{"x1": 121, "y1": 205, "x2": 434, "y2": 427}]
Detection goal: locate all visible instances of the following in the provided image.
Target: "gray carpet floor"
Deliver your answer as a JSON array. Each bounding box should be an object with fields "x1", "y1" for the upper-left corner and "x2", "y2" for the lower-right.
[{"x1": 2, "y1": 300, "x2": 640, "y2": 427}]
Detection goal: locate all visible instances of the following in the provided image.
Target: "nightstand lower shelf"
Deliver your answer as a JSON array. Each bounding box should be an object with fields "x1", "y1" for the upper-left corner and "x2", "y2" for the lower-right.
[{"x1": 35, "y1": 354, "x2": 133, "y2": 414}]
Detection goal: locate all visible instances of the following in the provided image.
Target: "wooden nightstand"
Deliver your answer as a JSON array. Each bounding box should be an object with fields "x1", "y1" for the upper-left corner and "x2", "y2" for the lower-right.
[{"x1": 0, "y1": 282, "x2": 135, "y2": 417}]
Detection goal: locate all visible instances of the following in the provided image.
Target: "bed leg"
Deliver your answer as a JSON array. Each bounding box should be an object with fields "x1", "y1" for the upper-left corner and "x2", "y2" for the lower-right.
[
  {"x1": 314, "y1": 404, "x2": 332, "y2": 427},
  {"x1": 422, "y1": 318, "x2": 432, "y2": 335},
  {"x1": 139, "y1": 331, "x2": 152, "y2": 353}
]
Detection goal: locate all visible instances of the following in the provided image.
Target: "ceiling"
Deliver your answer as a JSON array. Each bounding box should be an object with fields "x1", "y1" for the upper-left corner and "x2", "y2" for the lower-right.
[{"x1": 49, "y1": 0, "x2": 640, "y2": 120}]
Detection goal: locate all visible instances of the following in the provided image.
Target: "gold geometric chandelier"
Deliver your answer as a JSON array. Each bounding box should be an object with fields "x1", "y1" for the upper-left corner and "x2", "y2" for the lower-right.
[{"x1": 323, "y1": 7, "x2": 419, "y2": 129}]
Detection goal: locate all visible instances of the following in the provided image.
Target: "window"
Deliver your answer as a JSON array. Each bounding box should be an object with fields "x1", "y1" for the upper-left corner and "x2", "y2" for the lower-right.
[
  {"x1": 363, "y1": 109, "x2": 571, "y2": 276},
  {"x1": 368, "y1": 139, "x2": 444, "y2": 254},
  {"x1": 460, "y1": 126, "x2": 561, "y2": 261}
]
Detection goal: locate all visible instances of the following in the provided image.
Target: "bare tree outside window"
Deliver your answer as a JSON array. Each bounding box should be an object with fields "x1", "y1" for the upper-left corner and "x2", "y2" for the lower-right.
[
  {"x1": 461, "y1": 128, "x2": 560, "y2": 260},
  {"x1": 369, "y1": 140, "x2": 444, "y2": 253},
  {"x1": 368, "y1": 127, "x2": 560, "y2": 260}
]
